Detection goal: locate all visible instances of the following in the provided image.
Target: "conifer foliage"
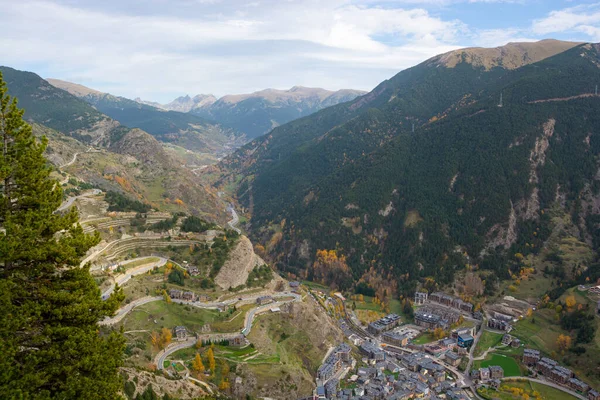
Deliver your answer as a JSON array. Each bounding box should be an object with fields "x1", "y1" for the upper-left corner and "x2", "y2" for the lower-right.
[{"x1": 0, "y1": 72, "x2": 125, "y2": 399}]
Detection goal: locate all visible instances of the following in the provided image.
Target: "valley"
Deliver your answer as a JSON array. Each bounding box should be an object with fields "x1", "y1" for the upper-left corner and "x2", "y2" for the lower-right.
[{"x1": 3, "y1": 31, "x2": 600, "y2": 400}]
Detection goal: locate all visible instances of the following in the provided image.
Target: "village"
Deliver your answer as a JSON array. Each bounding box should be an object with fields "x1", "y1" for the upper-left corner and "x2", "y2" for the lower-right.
[{"x1": 304, "y1": 287, "x2": 599, "y2": 400}]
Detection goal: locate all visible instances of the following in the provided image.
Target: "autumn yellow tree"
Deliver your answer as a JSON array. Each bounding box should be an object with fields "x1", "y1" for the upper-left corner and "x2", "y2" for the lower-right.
[
  {"x1": 192, "y1": 353, "x2": 205, "y2": 373},
  {"x1": 433, "y1": 327, "x2": 446, "y2": 340},
  {"x1": 218, "y1": 379, "x2": 230, "y2": 390},
  {"x1": 195, "y1": 339, "x2": 203, "y2": 349},
  {"x1": 151, "y1": 331, "x2": 161, "y2": 350},
  {"x1": 565, "y1": 295, "x2": 576, "y2": 309},
  {"x1": 526, "y1": 308, "x2": 533, "y2": 318},
  {"x1": 206, "y1": 347, "x2": 216, "y2": 373},
  {"x1": 161, "y1": 327, "x2": 172, "y2": 347},
  {"x1": 163, "y1": 289, "x2": 171, "y2": 303},
  {"x1": 556, "y1": 334, "x2": 572, "y2": 352}
]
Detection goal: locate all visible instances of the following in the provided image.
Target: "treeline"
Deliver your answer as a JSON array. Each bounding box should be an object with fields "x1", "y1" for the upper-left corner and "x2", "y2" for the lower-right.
[{"x1": 105, "y1": 191, "x2": 151, "y2": 213}]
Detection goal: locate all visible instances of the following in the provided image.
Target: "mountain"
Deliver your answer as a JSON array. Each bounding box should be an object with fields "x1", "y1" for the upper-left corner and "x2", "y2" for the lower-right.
[
  {"x1": 47, "y1": 79, "x2": 243, "y2": 154},
  {"x1": 0, "y1": 66, "x2": 228, "y2": 222},
  {"x1": 143, "y1": 86, "x2": 366, "y2": 139},
  {"x1": 216, "y1": 40, "x2": 600, "y2": 294}
]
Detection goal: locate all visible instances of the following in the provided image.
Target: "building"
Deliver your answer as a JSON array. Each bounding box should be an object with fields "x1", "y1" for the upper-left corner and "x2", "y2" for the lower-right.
[
  {"x1": 256, "y1": 295, "x2": 274, "y2": 305},
  {"x1": 360, "y1": 341, "x2": 385, "y2": 361},
  {"x1": 479, "y1": 367, "x2": 490, "y2": 381},
  {"x1": 169, "y1": 289, "x2": 183, "y2": 299},
  {"x1": 522, "y1": 348, "x2": 540, "y2": 365},
  {"x1": 198, "y1": 294, "x2": 211, "y2": 302},
  {"x1": 536, "y1": 358, "x2": 558, "y2": 376},
  {"x1": 549, "y1": 366, "x2": 573, "y2": 384},
  {"x1": 173, "y1": 326, "x2": 187, "y2": 341},
  {"x1": 414, "y1": 310, "x2": 443, "y2": 330},
  {"x1": 289, "y1": 281, "x2": 300, "y2": 292},
  {"x1": 414, "y1": 292, "x2": 428, "y2": 305},
  {"x1": 588, "y1": 389, "x2": 600, "y2": 400},
  {"x1": 511, "y1": 338, "x2": 521, "y2": 348},
  {"x1": 229, "y1": 334, "x2": 246, "y2": 347},
  {"x1": 182, "y1": 291, "x2": 196, "y2": 301},
  {"x1": 428, "y1": 292, "x2": 473, "y2": 313},
  {"x1": 382, "y1": 331, "x2": 409, "y2": 347},
  {"x1": 457, "y1": 333, "x2": 474, "y2": 348},
  {"x1": 452, "y1": 327, "x2": 475, "y2": 339},
  {"x1": 187, "y1": 265, "x2": 200, "y2": 276},
  {"x1": 444, "y1": 351, "x2": 461, "y2": 367},
  {"x1": 367, "y1": 314, "x2": 401, "y2": 335},
  {"x1": 568, "y1": 378, "x2": 590, "y2": 393},
  {"x1": 501, "y1": 334, "x2": 513, "y2": 346},
  {"x1": 489, "y1": 366, "x2": 504, "y2": 380},
  {"x1": 488, "y1": 318, "x2": 512, "y2": 331}
]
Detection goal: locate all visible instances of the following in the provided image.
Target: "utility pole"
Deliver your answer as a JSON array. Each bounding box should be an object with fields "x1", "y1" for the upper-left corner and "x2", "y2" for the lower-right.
[
  {"x1": 498, "y1": 92, "x2": 503, "y2": 108},
  {"x1": 412, "y1": 123, "x2": 415, "y2": 134},
  {"x1": 595, "y1": 85, "x2": 598, "y2": 96}
]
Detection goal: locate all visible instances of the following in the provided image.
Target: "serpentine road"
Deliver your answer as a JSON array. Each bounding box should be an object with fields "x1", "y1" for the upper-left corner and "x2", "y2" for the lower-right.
[
  {"x1": 57, "y1": 188, "x2": 102, "y2": 212},
  {"x1": 226, "y1": 204, "x2": 241, "y2": 234},
  {"x1": 101, "y1": 257, "x2": 167, "y2": 300}
]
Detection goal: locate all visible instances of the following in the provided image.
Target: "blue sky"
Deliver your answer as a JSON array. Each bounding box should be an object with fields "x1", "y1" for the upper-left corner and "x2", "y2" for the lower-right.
[{"x1": 1, "y1": 0, "x2": 600, "y2": 102}]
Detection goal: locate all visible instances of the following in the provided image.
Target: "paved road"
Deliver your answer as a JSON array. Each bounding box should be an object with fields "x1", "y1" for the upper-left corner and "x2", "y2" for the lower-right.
[
  {"x1": 502, "y1": 377, "x2": 587, "y2": 400},
  {"x1": 226, "y1": 204, "x2": 241, "y2": 234},
  {"x1": 57, "y1": 188, "x2": 102, "y2": 212},
  {"x1": 241, "y1": 295, "x2": 301, "y2": 335},
  {"x1": 99, "y1": 296, "x2": 162, "y2": 325},
  {"x1": 101, "y1": 257, "x2": 167, "y2": 299},
  {"x1": 156, "y1": 333, "x2": 241, "y2": 371}
]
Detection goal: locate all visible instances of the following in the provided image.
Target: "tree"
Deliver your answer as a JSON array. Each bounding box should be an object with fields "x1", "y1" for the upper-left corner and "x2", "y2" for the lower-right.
[
  {"x1": 163, "y1": 289, "x2": 171, "y2": 303},
  {"x1": 0, "y1": 72, "x2": 125, "y2": 398},
  {"x1": 161, "y1": 327, "x2": 172, "y2": 347},
  {"x1": 218, "y1": 379, "x2": 230, "y2": 390},
  {"x1": 206, "y1": 347, "x2": 216, "y2": 373},
  {"x1": 433, "y1": 327, "x2": 446, "y2": 340},
  {"x1": 526, "y1": 308, "x2": 533, "y2": 318},
  {"x1": 565, "y1": 295, "x2": 576, "y2": 309},
  {"x1": 192, "y1": 353, "x2": 205, "y2": 373},
  {"x1": 151, "y1": 331, "x2": 161, "y2": 350},
  {"x1": 556, "y1": 334, "x2": 572, "y2": 352}
]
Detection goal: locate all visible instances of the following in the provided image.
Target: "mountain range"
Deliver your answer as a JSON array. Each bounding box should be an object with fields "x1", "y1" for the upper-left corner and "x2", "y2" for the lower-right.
[
  {"x1": 217, "y1": 39, "x2": 600, "y2": 294},
  {"x1": 137, "y1": 86, "x2": 366, "y2": 139},
  {"x1": 0, "y1": 66, "x2": 229, "y2": 221},
  {"x1": 46, "y1": 79, "x2": 244, "y2": 155}
]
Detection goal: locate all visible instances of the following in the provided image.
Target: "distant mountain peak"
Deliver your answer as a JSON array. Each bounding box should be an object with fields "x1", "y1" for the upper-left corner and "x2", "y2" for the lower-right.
[{"x1": 433, "y1": 39, "x2": 583, "y2": 70}]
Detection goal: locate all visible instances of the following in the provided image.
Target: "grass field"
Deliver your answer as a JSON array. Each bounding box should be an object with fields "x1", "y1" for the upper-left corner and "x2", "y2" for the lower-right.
[
  {"x1": 119, "y1": 300, "x2": 244, "y2": 334},
  {"x1": 412, "y1": 333, "x2": 436, "y2": 345},
  {"x1": 121, "y1": 257, "x2": 160, "y2": 270},
  {"x1": 473, "y1": 331, "x2": 503, "y2": 357},
  {"x1": 474, "y1": 354, "x2": 522, "y2": 376},
  {"x1": 478, "y1": 379, "x2": 577, "y2": 400}
]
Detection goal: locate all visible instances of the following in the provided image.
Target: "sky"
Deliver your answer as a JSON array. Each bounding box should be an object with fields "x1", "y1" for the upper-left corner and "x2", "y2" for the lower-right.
[{"x1": 2, "y1": 0, "x2": 600, "y2": 102}]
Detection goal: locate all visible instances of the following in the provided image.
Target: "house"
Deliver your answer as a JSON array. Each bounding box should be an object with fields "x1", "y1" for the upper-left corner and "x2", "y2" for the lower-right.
[
  {"x1": 289, "y1": 281, "x2": 300, "y2": 292},
  {"x1": 452, "y1": 327, "x2": 475, "y2": 339},
  {"x1": 256, "y1": 295, "x2": 273, "y2": 305},
  {"x1": 523, "y1": 348, "x2": 540, "y2": 365},
  {"x1": 549, "y1": 366, "x2": 573, "y2": 384},
  {"x1": 501, "y1": 334, "x2": 513, "y2": 346},
  {"x1": 173, "y1": 326, "x2": 187, "y2": 341},
  {"x1": 198, "y1": 294, "x2": 211, "y2": 302},
  {"x1": 457, "y1": 333, "x2": 474, "y2": 348},
  {"x1": 187, "y1": 265, "x2": 200, "y2": 276},
  {"x1": 511, "y1": 338, "x2": 521, "y2": 348},
  {"x1": 169, "y1": 289, "x2": 183, "y2": 299},
  {"x1": 479, "y1": 367, "x2": 490, "y2": 381},
  {"x1": 229, "y1": 334, "x2": 246, "y2": 347},
  {"x1": 414, "y1": 292, "x2": 428, "y2": 305},
  {"x1": 367, "y1": 314, "x2": 401, "y2": 335},
  {"x1": 444, "y1": 351, "x2": 461, "y2": 367},
  {"x1": 360, "y1": 342, "x2": 385, "y2": 361},
  {"x1": 489, "y1": 365, "x2": 504, "y2": 380},
  {"x1": 182, "y1": 291, "x2": 196, "y2": 301}
]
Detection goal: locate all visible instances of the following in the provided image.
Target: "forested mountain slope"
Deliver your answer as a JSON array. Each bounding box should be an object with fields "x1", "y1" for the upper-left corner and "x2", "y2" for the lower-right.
[
  {"x1": 217, "y1": 41, "x2": 600, "y2": 294},
  {"x1": 47, "y1": 79, "x2": 244, "y2": 154}
]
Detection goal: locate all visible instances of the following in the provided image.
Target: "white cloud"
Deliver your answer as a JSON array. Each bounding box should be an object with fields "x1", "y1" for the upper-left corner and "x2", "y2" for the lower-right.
[{"x1": 532, "y1": 3, "x2": 600, "y2": 36}]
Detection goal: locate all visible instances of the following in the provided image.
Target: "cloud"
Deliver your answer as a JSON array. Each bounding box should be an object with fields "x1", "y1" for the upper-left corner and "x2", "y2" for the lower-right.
[
  {"x1": 0, "y1": 0, "x2": 474, "y2": 101},
  {"x1": 532, "y1": 3, "x2": 600, "y2": 38}
]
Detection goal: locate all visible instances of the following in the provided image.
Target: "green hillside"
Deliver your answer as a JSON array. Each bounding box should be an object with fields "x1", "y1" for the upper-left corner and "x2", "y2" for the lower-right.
[{"x1": 221, "y1": 42, "x2": 600, "y2": 293}]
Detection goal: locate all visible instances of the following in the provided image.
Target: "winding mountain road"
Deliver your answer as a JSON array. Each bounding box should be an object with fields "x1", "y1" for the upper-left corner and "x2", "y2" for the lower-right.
[
  {"x1": 101, "y1": 257, "x2": 167, "y2": 300},
  {"x1": 57, "y1": 188, "x2": 102, "y2": 212},
  {"x1": 226, "y1": 204, "x2": 241, "y2": 234}
]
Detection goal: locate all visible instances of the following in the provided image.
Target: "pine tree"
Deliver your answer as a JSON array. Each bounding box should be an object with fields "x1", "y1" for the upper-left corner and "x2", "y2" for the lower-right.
[{"x1": 0, "y1": 72, "x2": 125, "y2": 399}]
